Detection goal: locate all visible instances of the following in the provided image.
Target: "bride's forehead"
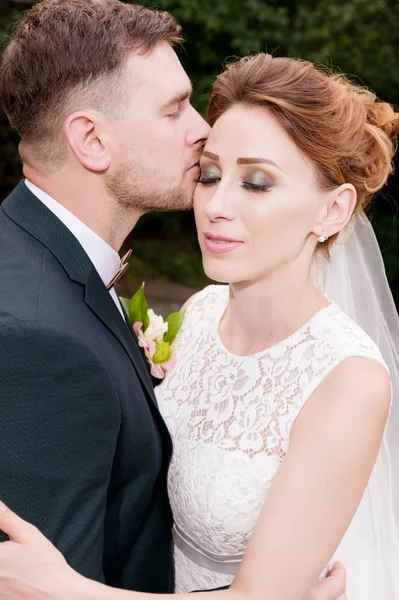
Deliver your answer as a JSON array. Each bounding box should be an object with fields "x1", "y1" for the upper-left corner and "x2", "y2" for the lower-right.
[
  {"x1": 206, "y1": 109, "x2": 313, "y2": 176},
  {"x1": 209, "y1": 107, "x2": 293, "y2": 147}
]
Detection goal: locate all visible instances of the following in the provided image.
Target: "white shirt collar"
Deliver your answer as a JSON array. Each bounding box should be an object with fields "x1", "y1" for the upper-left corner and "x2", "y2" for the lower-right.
[{"x1": 24, "y1": 179, "x2": 121, "y2": 287}]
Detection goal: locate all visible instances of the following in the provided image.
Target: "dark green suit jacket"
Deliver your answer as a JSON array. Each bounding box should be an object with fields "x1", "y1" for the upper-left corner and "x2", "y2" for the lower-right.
[{"x1": 0, "y1": 182, "x2": 174, "y2": 592}]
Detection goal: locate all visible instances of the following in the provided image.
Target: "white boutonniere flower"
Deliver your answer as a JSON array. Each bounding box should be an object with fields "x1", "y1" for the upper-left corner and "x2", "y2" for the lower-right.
[{"x1": 121, "y1": 283, "x2": 185, "y2": 380}]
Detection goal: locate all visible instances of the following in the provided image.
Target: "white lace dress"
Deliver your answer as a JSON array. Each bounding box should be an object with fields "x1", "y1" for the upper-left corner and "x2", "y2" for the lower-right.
[{"x1": 155, "y1": 285, "x2": 388, "y2": 596}]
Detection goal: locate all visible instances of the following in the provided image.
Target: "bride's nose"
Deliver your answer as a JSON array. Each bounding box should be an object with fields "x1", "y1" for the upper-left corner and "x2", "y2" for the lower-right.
[{"x1": 204, "y1": 187, "x2": 236, "y2": 222}]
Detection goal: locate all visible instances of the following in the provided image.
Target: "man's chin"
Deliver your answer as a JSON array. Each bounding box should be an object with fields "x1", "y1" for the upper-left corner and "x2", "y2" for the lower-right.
[
  {"x1": 160, "y1": 180, "x2": 195, "y2": 211},
  {"x1": 148, "y1": 188, "x2": 193, "y2": 213},
  {"x1": 162, "y1": 198, "x2": 193, "y2": 212}
]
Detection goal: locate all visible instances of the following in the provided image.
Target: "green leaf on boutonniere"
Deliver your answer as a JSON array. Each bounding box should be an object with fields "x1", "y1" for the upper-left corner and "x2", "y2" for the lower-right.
[
  {"x1": 128, "y1": 282, "x2": 150, "y2": 330},
  {"x1": 164, "y1": 310, "x2": 185, "y2": 344}
]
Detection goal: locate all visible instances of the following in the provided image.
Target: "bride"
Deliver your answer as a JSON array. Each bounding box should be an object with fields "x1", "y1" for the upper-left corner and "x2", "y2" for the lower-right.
[{"x1": 0, "y1": 53, "x2": 398, "y2": 600}]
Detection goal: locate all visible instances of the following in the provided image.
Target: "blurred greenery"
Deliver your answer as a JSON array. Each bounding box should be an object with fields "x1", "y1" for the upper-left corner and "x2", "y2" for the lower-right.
[
  {"x1": 0, "y1": 0, "x2": 398, "y2": 300},
  {"x1": 125, "y1": 213, "x2": 209, "y2": 287}
]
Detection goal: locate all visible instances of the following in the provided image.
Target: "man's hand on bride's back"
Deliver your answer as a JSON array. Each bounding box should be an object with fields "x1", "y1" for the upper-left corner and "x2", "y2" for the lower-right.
[
  {"x1": 0, "y1": 502, "x2": 79, "y2": 600},
  {"x1": 308, "y1": 563, "x2": 346, "y2": 600}
]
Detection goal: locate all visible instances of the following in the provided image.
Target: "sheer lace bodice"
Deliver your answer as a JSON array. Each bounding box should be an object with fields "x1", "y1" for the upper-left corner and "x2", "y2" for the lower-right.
[{"x1": 155, "y1": 285, "x2": 387, "y2": 593}]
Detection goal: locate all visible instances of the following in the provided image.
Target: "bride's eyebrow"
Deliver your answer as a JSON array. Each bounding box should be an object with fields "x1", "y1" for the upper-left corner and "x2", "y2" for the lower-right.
[
  {"x1": 201, "y1": 151, "x2": 283, "y2": 173},
  {"x1": 237, "y1": 157, "x2": 283, "y2": 172},
  {"x1": 201, "y1": 150, "x2": 220, "y2": 162}
]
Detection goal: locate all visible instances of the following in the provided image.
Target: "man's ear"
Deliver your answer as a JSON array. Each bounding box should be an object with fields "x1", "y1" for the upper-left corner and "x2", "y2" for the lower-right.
[
  {"x1": 64, "y1": 111, "x2": 111, "y2": 172},
  {"x1": 314, "y1": 184, "x2": 357, "y2": 239}
]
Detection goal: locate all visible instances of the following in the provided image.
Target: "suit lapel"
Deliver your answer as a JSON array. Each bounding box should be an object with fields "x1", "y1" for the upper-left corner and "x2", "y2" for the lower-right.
[
  {"x1": 2, "y1": 181, "x2": 161, "y2": 413},
  {"x1": 85, "y1": 270, "x2": 158, "y2": 405}
]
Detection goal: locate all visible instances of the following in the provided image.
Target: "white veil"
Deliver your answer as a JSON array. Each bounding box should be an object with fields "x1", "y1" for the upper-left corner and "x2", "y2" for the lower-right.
[{"x1": 313, "y1": 212, "x2": 399, "y2": 597}]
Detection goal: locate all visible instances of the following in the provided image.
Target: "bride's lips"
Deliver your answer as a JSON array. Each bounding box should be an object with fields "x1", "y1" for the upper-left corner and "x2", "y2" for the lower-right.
[{"x1": 203, "y1": 233, "x2": 244, "y2": 254}]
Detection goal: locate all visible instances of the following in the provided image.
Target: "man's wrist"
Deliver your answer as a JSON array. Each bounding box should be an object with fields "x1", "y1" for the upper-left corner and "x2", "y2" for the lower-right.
[{"x1": 70, "y1": 572, "x2": 104, "y2": 600}]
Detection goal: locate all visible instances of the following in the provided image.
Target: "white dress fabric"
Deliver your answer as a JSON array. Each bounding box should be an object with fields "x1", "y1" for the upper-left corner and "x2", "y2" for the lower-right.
[{"x1": 155, "y1": 284, "x2": 389, "y2": 597}]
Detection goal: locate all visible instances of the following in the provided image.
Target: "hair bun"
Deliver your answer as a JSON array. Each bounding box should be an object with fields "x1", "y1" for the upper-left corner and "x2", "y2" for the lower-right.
[{"x1": 368, "y1": 100, "x2": 399, "y2": 142}]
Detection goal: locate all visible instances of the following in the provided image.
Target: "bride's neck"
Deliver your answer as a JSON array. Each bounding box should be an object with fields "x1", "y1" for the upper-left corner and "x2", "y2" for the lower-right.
[{"x1": 219, "y1": 267, "x2": 328, "y2": 356}]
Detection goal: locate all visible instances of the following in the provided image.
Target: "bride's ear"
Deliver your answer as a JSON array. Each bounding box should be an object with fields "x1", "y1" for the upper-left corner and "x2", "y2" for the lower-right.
[{"x1": 314, "y1": 184, "x2": 357, "y2": 239}]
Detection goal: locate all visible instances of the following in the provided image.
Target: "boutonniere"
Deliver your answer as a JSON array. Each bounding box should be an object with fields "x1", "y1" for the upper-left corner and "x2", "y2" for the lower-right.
[{"x1": 120, "y1": 283, "x2": 185, "y2": 379}]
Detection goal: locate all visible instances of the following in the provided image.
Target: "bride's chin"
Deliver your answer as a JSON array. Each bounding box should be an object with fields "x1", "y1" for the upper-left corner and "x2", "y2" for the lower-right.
[{"x1": 202, "y1": 262, "x2": 238, "y2": 285}]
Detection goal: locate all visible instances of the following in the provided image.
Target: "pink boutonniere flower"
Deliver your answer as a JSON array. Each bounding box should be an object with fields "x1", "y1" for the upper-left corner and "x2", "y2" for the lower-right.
[{"x1": 121, "y1": 284, "x2": 185, "y2": 380}]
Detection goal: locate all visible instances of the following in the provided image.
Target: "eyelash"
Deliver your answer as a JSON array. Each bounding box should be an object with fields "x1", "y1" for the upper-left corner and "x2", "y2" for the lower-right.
[
  {"x1": 196, "y1": 177, "x2": 270, "y2": 193},
  {"x1": 241, "y1": 182, "x2": 271, "y2": 193},
  {"x1": 168, "y1": 110, "x2": 181, "y2": 120},
  {"x1": 196, "y1": 177, "x2": 220, "y2": 185}
]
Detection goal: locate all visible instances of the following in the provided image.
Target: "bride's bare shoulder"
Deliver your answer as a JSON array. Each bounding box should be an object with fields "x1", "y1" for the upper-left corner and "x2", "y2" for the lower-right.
[{"x1": 300, "y1": 356, "x2": 391, "y2": 430}]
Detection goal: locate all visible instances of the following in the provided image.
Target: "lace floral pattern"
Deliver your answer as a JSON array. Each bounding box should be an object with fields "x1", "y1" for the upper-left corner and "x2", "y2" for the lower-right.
[{"x1": 156, "y1": 285, "x2": 386, "y2": 592}]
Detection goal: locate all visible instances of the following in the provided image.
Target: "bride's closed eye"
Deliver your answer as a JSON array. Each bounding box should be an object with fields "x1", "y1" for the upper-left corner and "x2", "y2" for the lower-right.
[
  {"x1": 196, "y1": 165, "x2": 273, "y2": 193},
  {"x1": 241, "y1": 170, "x2": 273, "y2": 193},
  {"x1": 196, "y1": 164, "x2": 221, "y2": 186}
]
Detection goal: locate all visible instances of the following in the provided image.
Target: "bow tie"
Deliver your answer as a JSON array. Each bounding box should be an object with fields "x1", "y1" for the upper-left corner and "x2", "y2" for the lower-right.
[{"x1": 106, "y1": 250, "x2": 132, "y2": 290}]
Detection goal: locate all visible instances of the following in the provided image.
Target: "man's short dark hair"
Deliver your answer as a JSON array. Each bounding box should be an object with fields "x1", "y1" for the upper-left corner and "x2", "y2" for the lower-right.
[{"x1": 0, "y1": 0, "x2": 182, "y2": 164}]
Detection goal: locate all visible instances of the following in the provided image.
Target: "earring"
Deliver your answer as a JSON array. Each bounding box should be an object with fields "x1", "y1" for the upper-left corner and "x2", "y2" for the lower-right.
[{"x1": 318, "y1": 234, "x2": 328, "y2": 243}]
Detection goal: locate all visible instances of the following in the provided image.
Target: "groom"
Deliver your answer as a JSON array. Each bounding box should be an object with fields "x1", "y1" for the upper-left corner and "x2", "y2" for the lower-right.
[{"x1": 0, "y1": 1, "x2": 345, "y2": 599}]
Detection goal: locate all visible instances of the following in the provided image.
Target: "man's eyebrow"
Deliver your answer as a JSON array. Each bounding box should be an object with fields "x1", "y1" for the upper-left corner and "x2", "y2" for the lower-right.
[{"x1": 162, "y1": 86, "x2": 193, "y2": 110}]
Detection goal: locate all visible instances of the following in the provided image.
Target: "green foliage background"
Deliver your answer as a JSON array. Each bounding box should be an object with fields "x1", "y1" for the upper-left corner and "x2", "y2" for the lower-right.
[{"x1": 1, "y1": 0, "x2": 398, "y2": 299}]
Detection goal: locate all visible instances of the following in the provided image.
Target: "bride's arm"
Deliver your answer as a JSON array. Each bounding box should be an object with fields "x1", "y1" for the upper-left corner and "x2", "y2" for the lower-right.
[
  {"x1": 0, "y1": 357, "x2": 389, "y2": 600},
  {"x1": 228, "y1": 356, "x2": 389, "y2": 599}
]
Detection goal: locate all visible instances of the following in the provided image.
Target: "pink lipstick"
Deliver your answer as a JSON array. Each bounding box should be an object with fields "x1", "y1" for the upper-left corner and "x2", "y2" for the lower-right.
[{"x1": 203, "y1": 233, "x2": 244, "y2": 254}]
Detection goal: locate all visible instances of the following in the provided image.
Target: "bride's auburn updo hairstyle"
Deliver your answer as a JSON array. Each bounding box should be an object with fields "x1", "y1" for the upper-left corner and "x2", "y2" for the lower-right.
[{"x1": 207, "y1": 53, "x2": 399, "y2": 252}]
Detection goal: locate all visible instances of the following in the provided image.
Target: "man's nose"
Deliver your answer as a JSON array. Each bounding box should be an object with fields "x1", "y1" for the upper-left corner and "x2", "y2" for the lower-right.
[{"x1": 187, "y1": 106, "x2": 211, "y2": 146}]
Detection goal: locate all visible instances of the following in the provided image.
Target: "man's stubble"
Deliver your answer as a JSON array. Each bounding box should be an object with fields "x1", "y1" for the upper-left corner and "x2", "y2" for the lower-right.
[{"x1": 105, "y1": 159, "x2": 197, "y2": 214}]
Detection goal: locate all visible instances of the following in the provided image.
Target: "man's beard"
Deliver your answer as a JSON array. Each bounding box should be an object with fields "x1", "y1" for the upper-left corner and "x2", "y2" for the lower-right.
[{"x1": 105, "y1": 161, "x2": 195, "y2": 214}]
